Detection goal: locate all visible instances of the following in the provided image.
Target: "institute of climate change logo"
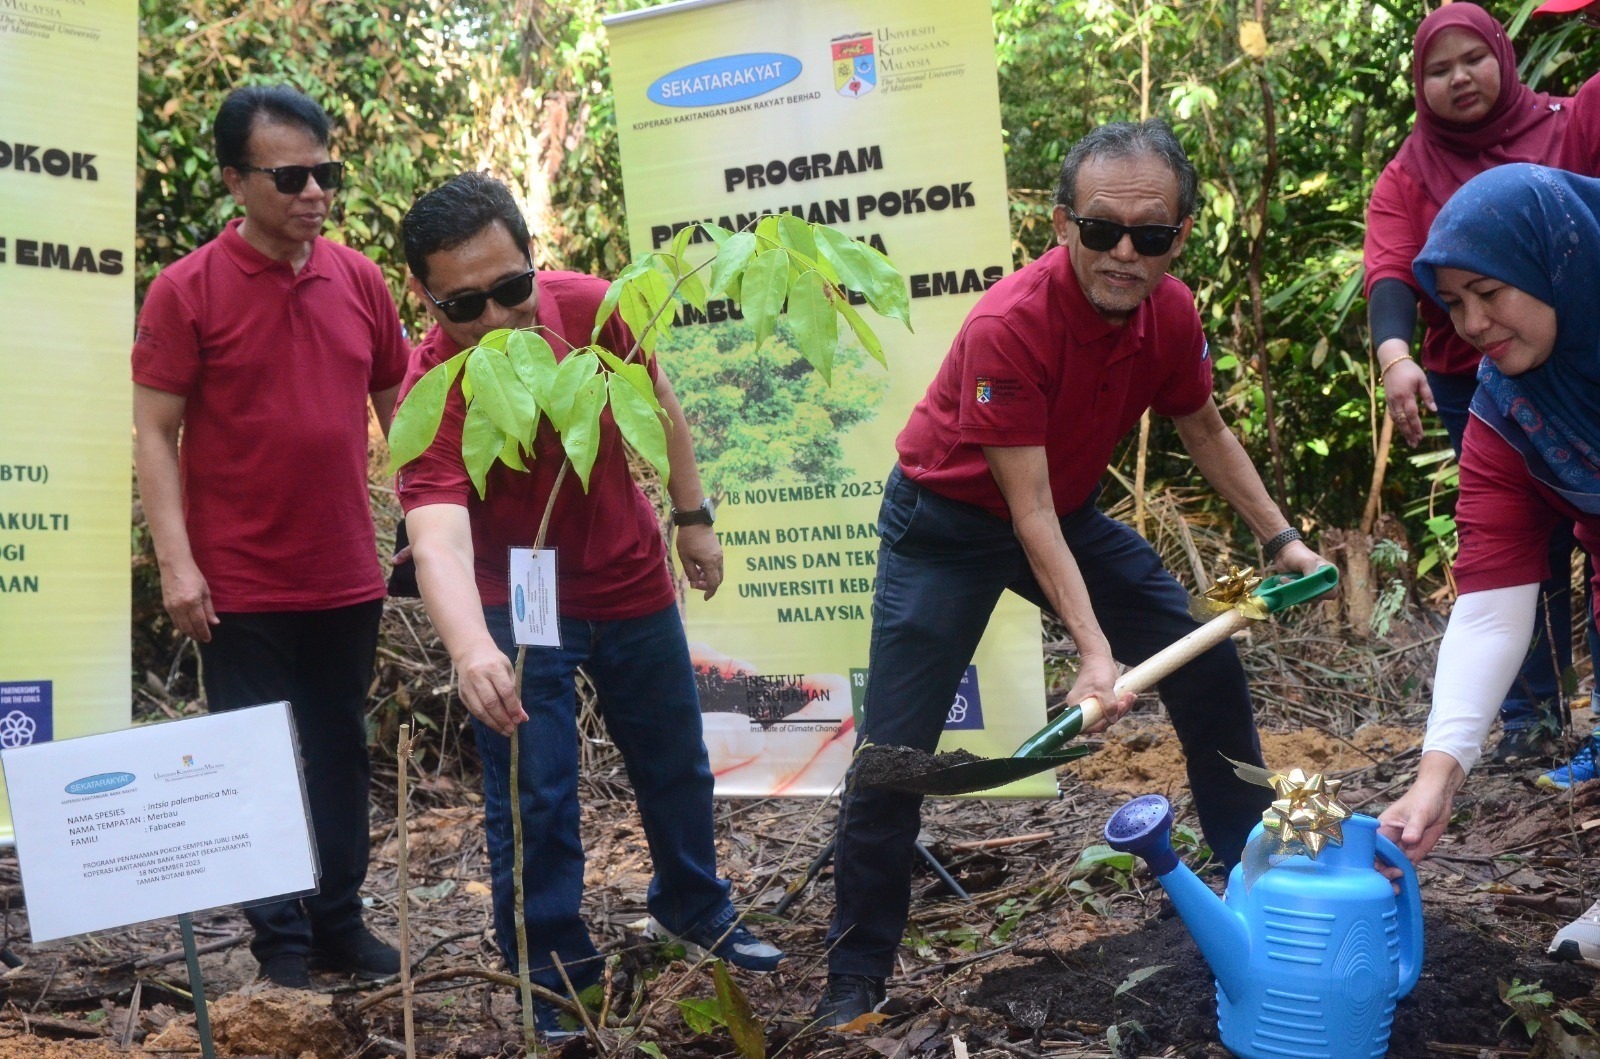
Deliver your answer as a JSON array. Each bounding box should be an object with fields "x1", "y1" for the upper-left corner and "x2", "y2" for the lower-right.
[
  {"x1": 831, "y1": 32, "x2": 876, "y2": 98},
  {"x1": 648, "y1": 53, "x2": 802, "y2": 108}
]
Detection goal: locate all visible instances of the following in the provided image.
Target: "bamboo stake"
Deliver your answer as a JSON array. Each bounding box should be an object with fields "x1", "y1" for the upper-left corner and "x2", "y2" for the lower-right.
[{"x1": 396, "y1": 723, "x2": 416, "y2": 1059}]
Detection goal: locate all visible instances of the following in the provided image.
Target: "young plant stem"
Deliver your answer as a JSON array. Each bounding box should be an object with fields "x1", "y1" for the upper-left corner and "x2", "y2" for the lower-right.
[
  {"x1": 511, "y1": 645, "x2": 537, "y2": 1057},
  {"x1": 552, "y1": 951, "x2": 608, "y2": 1053},
  {"x1": 396, "y1": 723, "x2": 416, "y2": 1059}
]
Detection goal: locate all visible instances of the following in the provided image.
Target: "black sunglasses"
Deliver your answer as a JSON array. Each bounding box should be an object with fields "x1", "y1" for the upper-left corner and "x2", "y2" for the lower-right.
[
  {"x1": 423, "y1": 266, "x2": 537, "y2": 323},
  {"x1": 1065, "y1": 209, "x2": 1183, "y2": 256},
  {"x1": 234, "y1": 161, "x2": 346, "y2": 194}
]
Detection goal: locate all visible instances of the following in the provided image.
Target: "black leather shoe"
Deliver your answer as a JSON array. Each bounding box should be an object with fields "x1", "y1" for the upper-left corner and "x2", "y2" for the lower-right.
[
  {"x1": 812, "y1": 973, "x2": 886, "y2": 1030},
  {"x1": 311, "y1": 925, "x2": 401, "y2": 980},
  {"x1": 259, "y1": 953, "x2": 311, "y2": 989}
]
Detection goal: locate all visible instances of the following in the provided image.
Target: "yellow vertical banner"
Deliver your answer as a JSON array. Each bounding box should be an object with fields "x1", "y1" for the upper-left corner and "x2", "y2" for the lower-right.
[
  {"x1": 0, "y1": 3, "x2": 136, "y2": 840},
  {"x1": 607, "y1": 0, "x2": 1051, "y2": 797}
]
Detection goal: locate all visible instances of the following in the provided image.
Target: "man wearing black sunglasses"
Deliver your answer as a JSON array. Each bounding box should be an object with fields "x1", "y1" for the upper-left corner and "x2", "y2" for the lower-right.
[
  {"x1": 133, "y1": 85, "x2": 408, "y2": 990},
  {"x1": 393, "y1": 173, "x2": 782, "y2": 1040},
  {"x1": 815, "y1": 120, "x2": 1331, "y2": 1028}
]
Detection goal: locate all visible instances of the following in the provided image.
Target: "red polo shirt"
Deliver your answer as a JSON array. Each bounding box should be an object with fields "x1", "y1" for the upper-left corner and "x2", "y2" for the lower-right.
[
  {"x1": 1455, "y1": 416, "x2": 1600, "y2": 609},
  {"x1": 1363, "y1": 162, "x2": 1488, "y2": 378},
  {"x1": 1560, "y1": 73, "x2": 1600, "y2": 178},
  {"x1": 896, "y1": 245, "x2": 1212, "y2": 518},
  {"x1": 395, "y1": 271, "x2": 676, "y2": 618},
  {"x1": 132, "y1": 219, "x2": 410, "y2": 611}
]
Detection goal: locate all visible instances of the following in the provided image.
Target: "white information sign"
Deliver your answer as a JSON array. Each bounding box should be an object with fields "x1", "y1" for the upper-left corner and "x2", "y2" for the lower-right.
[
  {"x1": 509, "y1": 547, "x2": 561, "y2": 647},
  {"x1": 1, "y1": 702, "x2": 318, "y2": 942}
]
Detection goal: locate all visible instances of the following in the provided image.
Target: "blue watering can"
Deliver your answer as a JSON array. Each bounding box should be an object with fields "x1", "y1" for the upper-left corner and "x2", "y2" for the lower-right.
[{"x1": 1104, "y1": 794, "x2": 1423, "y2": 1059}]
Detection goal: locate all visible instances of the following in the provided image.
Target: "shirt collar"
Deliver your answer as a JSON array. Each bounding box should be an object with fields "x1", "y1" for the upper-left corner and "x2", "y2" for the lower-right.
[
  {"x1": 218, "y1": 218, "x2": 327, "y2": 280},
  {"x1": 1055, "y1": 245, "x2": 1152, "y2": 348}
]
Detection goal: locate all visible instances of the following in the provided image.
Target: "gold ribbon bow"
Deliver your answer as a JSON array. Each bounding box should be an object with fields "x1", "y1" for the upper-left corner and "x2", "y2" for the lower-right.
[
  {"x1": 1224, "y1": 757, "x2": 1354, "y2": 890},
  {"x1": 1189, "y1": 566, "x2": 1269, "y2": 622}
]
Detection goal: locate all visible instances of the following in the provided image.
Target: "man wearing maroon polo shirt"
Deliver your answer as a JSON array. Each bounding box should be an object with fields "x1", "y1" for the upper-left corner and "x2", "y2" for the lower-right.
[
  {"x1": 132, "y1": 85, "x2": 407, "y2": 989},
  {"x1": 813, "y1": 120, "x2": 1331, "y2": 1028},
  {"x1": 394, "y1": 173, "x2": 781, "y2": 1041}
]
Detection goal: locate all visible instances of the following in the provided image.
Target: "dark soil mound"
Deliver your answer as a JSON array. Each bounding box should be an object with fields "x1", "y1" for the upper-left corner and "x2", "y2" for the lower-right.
[
  {"x1": 974, "y1": 910, "x2": 1595, "y2": 1057},
  {"x1": 853, "y1": 744, "x2": 986, "y2": 787}
]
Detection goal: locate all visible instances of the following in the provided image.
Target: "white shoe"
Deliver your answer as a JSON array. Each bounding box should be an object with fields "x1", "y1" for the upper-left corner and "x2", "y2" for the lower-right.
[{"x1": 1548, "y1": 897, "x2": 1600, "y2": 967}]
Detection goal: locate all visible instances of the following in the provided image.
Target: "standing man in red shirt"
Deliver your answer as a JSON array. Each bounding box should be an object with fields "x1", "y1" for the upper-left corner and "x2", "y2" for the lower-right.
[
  {"x1": 394, "y1": 173, "x2": 781, "y2": 1042},
  {"x1": 132, "y1": 85, "x2": 409, "y2": 989},
  {"x1": 812, "y1": 120, "x2": 1330, "y2": 1028}
]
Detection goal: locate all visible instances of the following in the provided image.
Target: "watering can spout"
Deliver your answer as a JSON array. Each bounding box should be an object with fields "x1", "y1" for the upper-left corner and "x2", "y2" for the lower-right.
[{"x1": 1104, "y1": 795, "x2": 1250, "y2": 1005}]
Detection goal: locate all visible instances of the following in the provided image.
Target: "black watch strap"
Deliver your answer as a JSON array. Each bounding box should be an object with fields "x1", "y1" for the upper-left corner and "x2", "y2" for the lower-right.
[
  {"x1": 672, "y1": 498, "x2": 715, "y2": 526},
  {"x1": 1262, "y1": 526, "x2": 1303, "y2": 562}
]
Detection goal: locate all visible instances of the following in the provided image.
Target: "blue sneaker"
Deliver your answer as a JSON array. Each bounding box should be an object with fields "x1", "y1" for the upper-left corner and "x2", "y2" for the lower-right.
[
  {"x1": 1538, "y1": 737, "x2": 1600, "y2": 791},
  {"x1": 649, "y1": 907, "x2": 785, "y2": 972}
]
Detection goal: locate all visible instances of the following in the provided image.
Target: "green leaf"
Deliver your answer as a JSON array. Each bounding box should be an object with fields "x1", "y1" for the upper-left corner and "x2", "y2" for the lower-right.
[
  {"x1": 388, "y1": 360, "x2": 452, "y2": 471},
  {"x1": 619, "y1": 266, "x2": 674, "y2": 356},
  {"x1": 608, "y1": 372, "x2": 670, "y2": 483},
  {"x1": 592, "y1": 257, "x2": 656, "y2": 343},
  {"x1": 561, "y1": 374, "x2": 607, "y2": 491},
  {"x1": 461, "y1": 402, "x2": 501, "y2": 500},
  {"x1": 547, "y1": 351, "x2": 600, "y2": 433},
  {"x1": 596, "y1": 347, "x2": 654, "y2": 402},
  {"x1": 498, "y1": 431, "x2": 528, "y2": 472},
  {"x1": 754, "y1": 213, "x2": 781, "y2": 248},
  {"x1": 676, "y1": 269, "x2": 710, "y2": 312},
  {"x1": 670, "y1": 224, "x2": 695, "y2": 275},
  {"x1": 638, "y1": 1045, "x2": 667, "y2": 1059},
  {"x1": 700, "y1": 222, "x2": 735, "y2": 247},
  {"x1": 835, "y1": 297, "x2": 888, "y2": 368},
  {"x1": 776, "y1": 212, "x2": 819, "y2": 264},
  {"x1": 814, "y1": 225, "x2": 911, "y2": 328},
  {"x1": 708, "y1": 232, "x2": 758, "y2": 297},
  {"x1": 740, "y1": 248, "x2": 789, "y2": 351},
  {"x1": 465, "y1": 347, "x2": 539, "y2": 445},
  {"x1": 786, "y1": 270, "x2": 838, "y2": 384},
  {"x1": 1115, "y1": 964, "x2": 1170, "y2": 997},
  {"x1": 507, "y1": 328, "x2": 559, "y2": 411},
  {"x1": 676, "y1": 997, "x2": 724, "y2": 1035},
  {"x1": 713, "y1": 960, "x2": 765, "y2": 1059},
  {"x1": 476, "y1": 328, "x2": 512, "y2": 352}
]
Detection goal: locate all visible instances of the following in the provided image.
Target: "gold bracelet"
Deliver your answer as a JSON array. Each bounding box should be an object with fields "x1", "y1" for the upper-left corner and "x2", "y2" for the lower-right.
[{"x1": 1378, "y1": 356, "x2": 1413, "y2": 385}]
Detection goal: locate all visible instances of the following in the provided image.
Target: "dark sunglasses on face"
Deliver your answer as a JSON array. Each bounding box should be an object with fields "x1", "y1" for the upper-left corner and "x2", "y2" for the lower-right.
[
  {"x1": 1065, "y1": 209, "x2": 1183, "y2": 256},
  {"x1": 234, "y1": 161, "x2": 346, "y2": 194},
  {"x1": 424, "y1": 266, "x2": 537, "y2": 324}
]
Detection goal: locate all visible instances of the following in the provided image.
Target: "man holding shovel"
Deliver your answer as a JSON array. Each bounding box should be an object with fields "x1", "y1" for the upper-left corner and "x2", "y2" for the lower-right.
[{"x1": 813, "y1": 120, "x2": 1329, "y2": 1029}]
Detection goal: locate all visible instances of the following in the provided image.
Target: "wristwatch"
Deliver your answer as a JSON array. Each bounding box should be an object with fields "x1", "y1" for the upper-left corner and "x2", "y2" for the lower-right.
[{"x1": 672, "y1": 498, "x2": 716, "y2": 527}]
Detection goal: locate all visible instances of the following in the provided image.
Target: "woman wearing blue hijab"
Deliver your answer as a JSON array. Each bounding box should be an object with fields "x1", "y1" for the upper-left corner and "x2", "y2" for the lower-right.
[{"x1": 1381, "y1": 162, "x2": 1600, "y2": 965}]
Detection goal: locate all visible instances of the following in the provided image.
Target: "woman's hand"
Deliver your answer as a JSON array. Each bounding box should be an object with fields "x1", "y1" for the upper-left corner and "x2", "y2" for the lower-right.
[
  {"x1": 1377, "y1": 750, "x2": 1466, "y2": 872},
  {"x1": 1383, "y1": 357, "x2": 1436, "y2": 448}
]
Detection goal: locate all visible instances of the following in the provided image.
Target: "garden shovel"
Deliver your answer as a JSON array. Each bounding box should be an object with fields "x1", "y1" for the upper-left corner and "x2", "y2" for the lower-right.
[{"x1": 858, "y1": 566, "x2": 1339, "y2": 796}]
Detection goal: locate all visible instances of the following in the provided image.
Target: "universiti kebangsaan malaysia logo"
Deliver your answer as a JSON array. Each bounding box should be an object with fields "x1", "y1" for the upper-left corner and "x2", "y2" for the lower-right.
[{"x1": 831, "y1": 32, "x2": 875, "y2": 98}]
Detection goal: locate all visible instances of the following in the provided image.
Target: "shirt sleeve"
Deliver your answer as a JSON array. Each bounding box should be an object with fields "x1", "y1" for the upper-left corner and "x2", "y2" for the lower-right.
[
  {"x1": 1453, "y1": 417, "x2": 1564, "y2": 593},
  {"x1": 952, "y1": 315, "x2": 1047, "y2": 447},
  {"x1": 1151, "y1": 312, "x2": 1213, "y2": 418},
  {"x1": 366, "y1": 267, "x2": 410, "y2": 392},
  {"x1": 1421, "y1": 583, "x2": 1540, "y2": 775},
  {"x1": 131, "y1": 272, "x2": 202, "y2": 395},
  {"x1": 1559, "y1": 74, "x2": 1600, "y2": 177},
  {"x1": 1363, "y1": 163, "x2": 1426, "y2": 295}
]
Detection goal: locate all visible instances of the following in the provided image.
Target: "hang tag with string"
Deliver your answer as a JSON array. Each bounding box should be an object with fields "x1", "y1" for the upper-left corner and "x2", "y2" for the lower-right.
[{"x1": 509, "y1": 547, "x2": 560, "y2": 647}]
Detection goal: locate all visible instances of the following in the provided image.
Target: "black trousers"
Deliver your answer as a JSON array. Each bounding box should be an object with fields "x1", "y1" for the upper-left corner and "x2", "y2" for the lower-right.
[
  {"x1": 825, "y1": 470, "x2": 1272, "y2": 978},
  {"x1": 197, "y1": 599, "x2": 383, "y2": 962}
]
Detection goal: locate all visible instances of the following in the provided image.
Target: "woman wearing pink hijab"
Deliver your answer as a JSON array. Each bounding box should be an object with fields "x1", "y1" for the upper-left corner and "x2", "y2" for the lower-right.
[{"x1": 1364, "y1": 2, "x2": 1582, "y2": 771}]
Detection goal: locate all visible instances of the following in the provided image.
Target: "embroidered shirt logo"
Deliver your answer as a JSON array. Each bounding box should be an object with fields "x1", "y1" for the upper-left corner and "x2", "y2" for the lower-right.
[{"x1": 975, "y1": 378, "x2": 993, "y2": 404}]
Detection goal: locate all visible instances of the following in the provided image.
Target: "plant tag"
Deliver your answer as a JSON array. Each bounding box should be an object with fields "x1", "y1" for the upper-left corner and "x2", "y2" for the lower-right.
[{"x1": 509, "y1": 547, "x2": 560, "y2": 647}]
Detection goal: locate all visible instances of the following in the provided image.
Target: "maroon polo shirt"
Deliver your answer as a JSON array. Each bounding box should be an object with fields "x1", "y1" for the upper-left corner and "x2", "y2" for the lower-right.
[
  {"x1": 1560, "y1": 73, "x2": 1600, "y2": 179},
  {"x1": 132, "y1": 219, "x2": 410, "y2": 611},
  {"x1": 1455, "y1": 416, "x2": 1600, "y2": 609},
  {"x1": 895, "y1": 245, "x2": 1213, "y2": 518},
  {"x1": 1364, "y1": 162, "x2": 1487, "y2": 377},
  {"x1": 395, "y1": 271, "x2": 676, "y2": 618}
]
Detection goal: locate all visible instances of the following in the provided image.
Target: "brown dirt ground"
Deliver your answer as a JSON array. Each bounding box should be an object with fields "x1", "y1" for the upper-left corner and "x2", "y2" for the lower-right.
[{"x1": 0, "y1": 707, "x2": 1595, "y2": 1058}]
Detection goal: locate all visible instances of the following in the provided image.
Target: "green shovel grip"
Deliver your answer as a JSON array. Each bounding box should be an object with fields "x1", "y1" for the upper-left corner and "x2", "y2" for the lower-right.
[{"x1": 1253, "y1": 565, "x2": 1340, "y2": 613}]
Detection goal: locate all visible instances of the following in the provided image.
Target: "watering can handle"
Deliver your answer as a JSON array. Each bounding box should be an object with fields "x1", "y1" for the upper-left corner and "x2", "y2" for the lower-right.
[{"x1": 1374, "y1": 832, "x2": 1424, "y2": 999}]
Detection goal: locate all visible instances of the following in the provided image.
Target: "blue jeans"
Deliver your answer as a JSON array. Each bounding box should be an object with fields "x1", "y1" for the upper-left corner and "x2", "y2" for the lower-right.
[
  {"x1": 824, "y1": 467, "x2": 1272, "y2": 978},
  {"x1": 477, "y1": 602, "x2": 731, "y2": 993},
  {"x1": 1430, "y1": 370, "x2": 1591, "y2": 729}
]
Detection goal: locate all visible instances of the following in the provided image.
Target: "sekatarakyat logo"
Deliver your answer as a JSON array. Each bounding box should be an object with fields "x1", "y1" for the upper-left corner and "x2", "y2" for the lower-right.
[{"x1": 648, "y1": 53, "x2": 802, "y2": 108}]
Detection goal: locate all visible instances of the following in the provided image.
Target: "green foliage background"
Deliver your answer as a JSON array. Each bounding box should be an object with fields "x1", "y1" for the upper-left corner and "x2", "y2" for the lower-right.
[{"x1": 135, "y1": 0, "x2": 1600, "y2": 542}]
